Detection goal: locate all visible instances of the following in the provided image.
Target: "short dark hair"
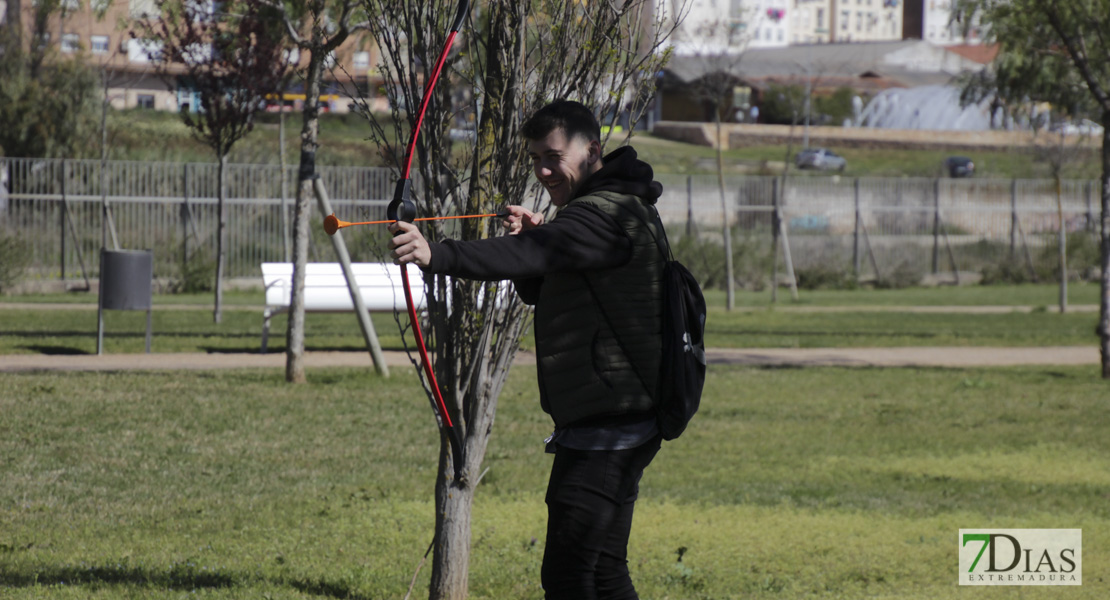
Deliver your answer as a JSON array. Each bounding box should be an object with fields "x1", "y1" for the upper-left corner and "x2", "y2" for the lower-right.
[{"x1": 522, "y1": 100, "x2": 601, "y2": 144}]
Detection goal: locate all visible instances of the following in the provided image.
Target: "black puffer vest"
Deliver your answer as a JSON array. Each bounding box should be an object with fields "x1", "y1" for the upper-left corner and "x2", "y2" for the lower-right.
[{"x1": 533, "y1": 191, "x2": 667, "y2": 427}]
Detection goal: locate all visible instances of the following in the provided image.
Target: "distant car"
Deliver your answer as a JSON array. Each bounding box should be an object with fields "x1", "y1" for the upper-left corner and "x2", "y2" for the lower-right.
[
  {"x1": 795, "y1": 148, "x2": 846, "y2": 171},
  {"x1": 944, "y1": 156, "x2": 975, "y2": 178}
]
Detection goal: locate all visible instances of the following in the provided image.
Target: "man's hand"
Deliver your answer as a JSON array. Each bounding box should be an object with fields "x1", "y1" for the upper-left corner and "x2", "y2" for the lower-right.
[
  {"x1": 387, "y1": 221, "x2": 432, "y2": 268},
  {"x1": 502, "y1": 205, "x2": 544, "y2": 235}
]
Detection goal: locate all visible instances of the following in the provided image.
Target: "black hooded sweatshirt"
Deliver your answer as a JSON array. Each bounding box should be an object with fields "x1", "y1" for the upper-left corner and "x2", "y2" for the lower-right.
[{"x1": 424, "y1": 146, "x2": 662, "y2": 303}]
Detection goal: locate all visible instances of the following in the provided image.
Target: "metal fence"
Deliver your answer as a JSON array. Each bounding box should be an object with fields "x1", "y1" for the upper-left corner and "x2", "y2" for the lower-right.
[
  {"x1": 656, "y1": 173, "x2": 1101, "y2": 283},
  {"x1": 0, "y1": 157, "x2": 1102, "y2": 286},
  {"x1": 1, "y1": 158, "x2": 396, "y2": 282}
]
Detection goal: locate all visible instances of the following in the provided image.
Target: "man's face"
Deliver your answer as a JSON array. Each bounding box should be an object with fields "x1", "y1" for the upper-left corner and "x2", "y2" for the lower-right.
[{"x1": 526, "y1": 128, "x2": 600, "y2": 207}]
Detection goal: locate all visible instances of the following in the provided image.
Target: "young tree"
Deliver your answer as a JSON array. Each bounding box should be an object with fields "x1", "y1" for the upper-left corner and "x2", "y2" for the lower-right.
[
  {"x1": 248, "y1": 0, "x2": 369, "y2": 382},
  {"x1": 680, "y1": 16, "x2": 753, "y2": 311},
  {"x1": 955, "y1": 0, "x2": 1110, "y2": 378},
  {"x1": 134, "y1": 0, "x2": 291, "y2": 322},
  {"x1": 358, "y1": 1, "x2": 680, "y2": 598}
]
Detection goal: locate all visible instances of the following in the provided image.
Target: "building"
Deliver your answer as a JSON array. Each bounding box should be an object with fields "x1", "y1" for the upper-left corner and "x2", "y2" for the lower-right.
[
  {"x1": 0, "y1": 0, "x2": 383, "y2": 113},
  {"x1": 792, "y1": 0, "x2": 832, "y2": 44},
  {"x1": 828, "y1": 0, "x2": 903, "y2": 43},
  {"x1": 663, "y1": 0, "x2": 792, "y2": 55},
  {"x1": 902, "y1": 0, "x2": 984, "y2": 45},
  {"x1": 658, "y1": 39, "x2": 990, "y2": 121}
]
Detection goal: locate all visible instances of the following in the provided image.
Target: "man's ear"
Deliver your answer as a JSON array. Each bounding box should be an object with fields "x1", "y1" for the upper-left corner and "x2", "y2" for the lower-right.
[{"x1": 587, "y1": 139, "x2": 601, "y2": 164}]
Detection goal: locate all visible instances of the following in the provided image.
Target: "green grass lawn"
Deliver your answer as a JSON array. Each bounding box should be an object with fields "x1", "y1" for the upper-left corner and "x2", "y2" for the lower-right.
[
  {"x1": 0, "y1": 283, "x2": 1101, "y2": 354},
  {"x1": 97, "y1": 109, "x2": 1102, "y2": 180},
  {"x1": 1, "y1": 364, "x2": 1106, "y2": 598},
  {"x1": 705, "y1": 281, "x2": 1102, "y2": 308}
]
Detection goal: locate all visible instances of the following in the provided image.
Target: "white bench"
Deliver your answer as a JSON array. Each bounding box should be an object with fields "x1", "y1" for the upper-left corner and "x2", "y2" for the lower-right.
[{"x1": 260, "y1": 262, "x2": 426, "y2": 353}]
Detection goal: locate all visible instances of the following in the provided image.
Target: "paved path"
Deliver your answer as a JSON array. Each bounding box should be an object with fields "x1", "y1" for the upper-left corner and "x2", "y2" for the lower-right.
[{"x1": 1, "y1": 346, "x2": 1099, "y2": 373}]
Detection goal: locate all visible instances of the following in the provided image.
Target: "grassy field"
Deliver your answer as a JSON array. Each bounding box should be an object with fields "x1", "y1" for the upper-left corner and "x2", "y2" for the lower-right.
[
  {"x1": 0, "y1": 284, "x2": 1102, "y2": 355},
  {"x1": 96, "y1": 109, "x2": 1102, "y2": 180},
  {"x1": 1, "y1": 364, "x2": 1106, "y2": 599}
]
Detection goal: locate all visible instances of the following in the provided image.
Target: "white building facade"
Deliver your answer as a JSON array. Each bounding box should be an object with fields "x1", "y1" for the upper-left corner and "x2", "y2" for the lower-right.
[
  {"x1": 663, "y1": 0, "x2": 791, "y2": 55},
  {"x1": 921, "y1": 0, "x2": 984, "y2": 45}
]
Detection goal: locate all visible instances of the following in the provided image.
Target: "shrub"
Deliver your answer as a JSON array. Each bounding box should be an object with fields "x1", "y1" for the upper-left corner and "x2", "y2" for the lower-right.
[
  {"x1": 794, "y1": 261, "x2": 858, "y2": 290},
  {"x1": 0, "y1": 232, "x2": 32, "y2": 292},
  {"x1": 169, "y1": 248, "x2": 216, "y2": 293},
  {"x1": 875, "y1": 260, "x2": 925, "y2": 289},
  {"x1": 672, "y1": 230, "x2": 774, "y2": 292}
]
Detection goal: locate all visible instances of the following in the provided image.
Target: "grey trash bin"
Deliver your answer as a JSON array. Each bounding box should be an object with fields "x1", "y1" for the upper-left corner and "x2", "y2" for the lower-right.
[{"x1": 97, "y1": 249, "x2": 154, "y2": 354}]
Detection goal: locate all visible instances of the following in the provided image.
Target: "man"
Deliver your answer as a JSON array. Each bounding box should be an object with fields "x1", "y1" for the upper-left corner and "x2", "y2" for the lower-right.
[{"x1": 388, "y1": 100, "x2": 667, "y2": 600}]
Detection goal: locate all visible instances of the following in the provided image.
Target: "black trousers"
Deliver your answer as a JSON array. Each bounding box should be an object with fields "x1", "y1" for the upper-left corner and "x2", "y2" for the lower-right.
[{"x1": 541, "y1": 436, "x2": 662, "y2": 600}]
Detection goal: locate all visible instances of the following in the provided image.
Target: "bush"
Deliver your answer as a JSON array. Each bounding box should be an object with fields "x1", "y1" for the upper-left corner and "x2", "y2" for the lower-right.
[
  {"x1": 672, "y1": 230, "x2": 774, "y2": 292},
  {"x1": 794, "y1": 261, "x2": 858, "y2": 290},
  {"x1": 980, "y1": 232, "x2": 1101, "y2": 285},
  {"x1": 0, "y1": 232, "x2": 32, "y2": 292},
  {"x1": 875, "y1": 260, "x2": 925, "y2": 289},
  {"x1": 169, "y1": 249, "x2": 216, "y2": 293}
]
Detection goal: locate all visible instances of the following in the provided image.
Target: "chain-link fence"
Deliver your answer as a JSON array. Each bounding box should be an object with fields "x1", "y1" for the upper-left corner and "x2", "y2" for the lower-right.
[{"x1": 0, "y1": 157, "x2": 1102, "y2": 288}]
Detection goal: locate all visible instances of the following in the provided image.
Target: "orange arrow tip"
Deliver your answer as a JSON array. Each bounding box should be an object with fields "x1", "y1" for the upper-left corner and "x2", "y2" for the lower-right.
[{"x1": 323, "y1": 214, "x2": 343, "y2": 235}]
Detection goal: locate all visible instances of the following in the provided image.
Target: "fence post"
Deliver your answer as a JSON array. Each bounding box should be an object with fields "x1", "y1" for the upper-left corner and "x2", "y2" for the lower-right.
[
  {"x1": 771, "y1": 178, "x2": 779, "y2": 303},
  {"x1": 932, "y1": 178, "x2": 940, "y2": 275},
  {"x1": 685, "y1": 175, "x2": 693, "y2": 236},
  {"x1": 182, "y1": 163, "x2": 189, "y2": 269},
  {"x1": 60, "y1": 160, "x2": 67, "y2": 281},
  {"x1": 1010, "y1": 179, "x2": 1018, "y2": 259},
  {"x1": 853, "y1": 177, "x2": 861, "y2": 279},
  {"x1": 1086, "y1": 180, "x2": 1095, "y2": 233}
]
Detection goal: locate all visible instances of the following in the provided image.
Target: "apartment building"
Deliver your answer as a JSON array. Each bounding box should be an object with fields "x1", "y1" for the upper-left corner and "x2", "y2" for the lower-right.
[
  {"x1": 828, "y1": 0, "x2": 903, "y2": 42},
  {"x1": 663, "y1": 0, "x2": 791, "y2": 55},
  {"x1": 902, "y1": 0, "x2": 984, "y2": 45},
  {"x1": 791, "y1": 0, "x2": 832, "y2": 44},
  {"x1": 1, "y1": 0, "x2": 381, "y2": 113}
]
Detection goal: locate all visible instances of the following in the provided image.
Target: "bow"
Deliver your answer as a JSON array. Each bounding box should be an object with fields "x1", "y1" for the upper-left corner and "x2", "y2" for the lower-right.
[{"x1": 387, "y1": 0, "x2": 470, "y2": 479}]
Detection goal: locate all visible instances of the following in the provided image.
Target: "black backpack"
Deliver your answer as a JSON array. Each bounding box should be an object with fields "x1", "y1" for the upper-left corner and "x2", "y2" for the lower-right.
[{"x1": 584, "y1": 205, "x2": 707, "y2": 440}]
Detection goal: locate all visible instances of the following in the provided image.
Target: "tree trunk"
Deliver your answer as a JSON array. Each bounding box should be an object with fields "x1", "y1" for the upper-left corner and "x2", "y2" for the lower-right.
[
  {"x1": 213, "y1": 152, "x2": 227, "y2": 323},
  {"x1": 715, "y1": 111, "x2": 735, "y2": 311},
  {"x1": 286, "y1": 54, "x2": 322, "y2": 383},
  {"x1": 1099, "y1": 115, "x2": 1110, "y2": 378},
  {"x1": 428, "y1": 436, "x2": 473, "y2": 600}
]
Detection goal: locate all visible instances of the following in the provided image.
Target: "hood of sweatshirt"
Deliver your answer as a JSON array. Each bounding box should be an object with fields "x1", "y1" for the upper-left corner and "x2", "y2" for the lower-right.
[{"x1": 573, "y1": 146, "x2": 663, "y2": 205}]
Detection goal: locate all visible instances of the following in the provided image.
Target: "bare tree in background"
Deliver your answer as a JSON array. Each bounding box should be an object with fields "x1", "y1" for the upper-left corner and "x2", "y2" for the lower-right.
[
  {"x1": 356, "y1": 1, "x2": 683, "y2": 598},
  {"x1": 253, "y1": 0, "x2": 369, "y2": 382},
  {"x1": 679, "y1": 13, "x2": 754, "y2": 310},
  {"x1": 135, "y1": 0, "x2": 290, "y2": 323}
]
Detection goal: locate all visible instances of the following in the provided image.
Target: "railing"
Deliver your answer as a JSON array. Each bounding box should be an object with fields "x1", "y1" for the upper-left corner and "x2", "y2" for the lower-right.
[{"x1": 0, "y1": 157, "x2": 1101, "y2": 286}]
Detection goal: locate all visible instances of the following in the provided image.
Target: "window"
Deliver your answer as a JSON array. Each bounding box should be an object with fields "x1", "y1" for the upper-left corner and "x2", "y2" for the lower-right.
[
  {"x1": 91, "y1": 35, "x2": 110, "y2": 54},
  {"x1": 61, "y1": 33, "x2": 80, "y2": 53},
  {"x1": 128, "y1": 38, "x2": 162, "y2": 63},
  {"x1": 856, "y1": 11, "x2": 863, "y2": 32},
  {"x1": 60, "y1": 0, "x2": 80, "y2": 10},
  {"x1": 353, "y1": 51, "x2": 370, "y2": 70},
  {"x1": 841, "y1": 11, "x2": 849, "y2": 30},
  {"x1": 817, "y1": 8, "x2": 825, "y2": 28},
  {"x1": 91, "y1": 0, "x2": 110, "y2": 13},
  {"x1": 136, "y1": 94, "x2": 155, "y2": 109}
]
